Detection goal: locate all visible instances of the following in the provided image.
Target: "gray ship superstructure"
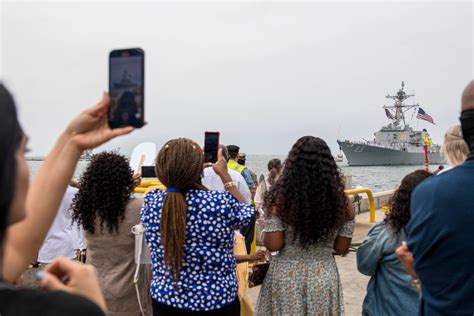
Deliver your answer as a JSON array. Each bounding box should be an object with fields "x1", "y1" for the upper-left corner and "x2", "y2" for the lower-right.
[{"x1": 338, "y1": 82, "x2": 444, "y2": 166}]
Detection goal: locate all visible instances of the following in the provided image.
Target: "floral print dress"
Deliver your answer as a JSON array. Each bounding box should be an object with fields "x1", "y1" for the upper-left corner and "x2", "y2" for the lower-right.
[{"x1": 255, "y1": 215, "x2": 355, "y2": 316}]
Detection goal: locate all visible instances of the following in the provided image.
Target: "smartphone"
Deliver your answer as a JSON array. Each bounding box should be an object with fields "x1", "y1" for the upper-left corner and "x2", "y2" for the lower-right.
[
  {"x1": 141, "y1": 166, "x2": 156, "y2": 178},
  {"x1": 204, "y1": 132, "x2": 220, "y2": 163},
  {"x1": 108, "y1": 48, "x2": 145, "y2": 129}
]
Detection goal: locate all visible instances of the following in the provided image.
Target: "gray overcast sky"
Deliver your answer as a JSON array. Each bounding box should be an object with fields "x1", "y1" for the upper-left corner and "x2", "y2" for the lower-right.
[{"x1": 1, "y1": 1, "x2": 472, "y2": 156}]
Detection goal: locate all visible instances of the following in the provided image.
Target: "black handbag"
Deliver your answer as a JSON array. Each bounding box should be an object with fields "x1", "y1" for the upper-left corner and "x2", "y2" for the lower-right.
[{"x1": 248, "y1": 262, "x2": 270, "y2": 288}]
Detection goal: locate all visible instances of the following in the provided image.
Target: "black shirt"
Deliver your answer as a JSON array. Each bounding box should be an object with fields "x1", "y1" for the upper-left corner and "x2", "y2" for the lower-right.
[{"x1": 0, "y1": 282, "x2": 104, "y2": 316}]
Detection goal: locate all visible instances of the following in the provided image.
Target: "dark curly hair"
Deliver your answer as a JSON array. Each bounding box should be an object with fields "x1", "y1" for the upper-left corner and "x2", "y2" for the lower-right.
[
  {"x1": 72, "y1": 152, "x2": 134, "y2": 235},
  {"x1": 384, "y1": 170, "x2": 433, "y2": 235},
  {"x1": 265, "y1": 136, "x2": 348, "y2": 247}
]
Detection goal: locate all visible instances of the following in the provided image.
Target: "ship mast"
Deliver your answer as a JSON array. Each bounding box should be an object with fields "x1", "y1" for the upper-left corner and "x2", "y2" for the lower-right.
[{"x1": 383, "y1": 81, "x2": 419, "y2": 128}]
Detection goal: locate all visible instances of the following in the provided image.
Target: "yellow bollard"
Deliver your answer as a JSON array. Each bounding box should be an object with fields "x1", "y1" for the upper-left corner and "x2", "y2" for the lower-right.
[{"x1": 345, "y1": 187, "x2": 376, "y2": 223}]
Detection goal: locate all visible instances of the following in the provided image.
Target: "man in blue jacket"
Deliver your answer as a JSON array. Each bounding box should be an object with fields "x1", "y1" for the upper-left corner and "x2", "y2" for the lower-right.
[{"x1": 398, "y1": 80, "x2": 474, "y2": 315}]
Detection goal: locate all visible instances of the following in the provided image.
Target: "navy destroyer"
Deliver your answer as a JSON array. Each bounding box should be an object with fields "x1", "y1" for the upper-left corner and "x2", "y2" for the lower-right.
[{"x1": 337, "y1": 82, "x2": 444, "y2": 166}]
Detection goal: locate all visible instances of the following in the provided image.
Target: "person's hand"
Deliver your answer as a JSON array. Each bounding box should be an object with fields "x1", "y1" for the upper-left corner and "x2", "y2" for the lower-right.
[
  {"x1": 65, "y1": 92, "x2": 134, "y2": 152},
  {"x1": 14, "y1": 275, "x2": 23, "y2": 288},
  {"x1": 396, "y1": 241, "x2": 417, "y2": 279},
  {"x1": 250, "y1": 250, "x2": 267, "y2": 262},
  {"x1": 132, "y1": 174, "x2": 142, "y2": 189},
  {"x1": 212, "y1": 149, "x2": 230, "y2": 179},
  {"x1": 39, "y1": 257, "x2": 107, "y2": 313}
]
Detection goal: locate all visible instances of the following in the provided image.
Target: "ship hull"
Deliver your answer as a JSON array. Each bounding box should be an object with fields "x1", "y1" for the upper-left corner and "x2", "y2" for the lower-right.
[{"x1": 337, "y1": 141, "x2": 445, "y2": 166}]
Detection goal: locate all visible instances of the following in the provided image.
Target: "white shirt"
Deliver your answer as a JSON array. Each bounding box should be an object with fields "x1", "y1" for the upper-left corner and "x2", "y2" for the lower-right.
[
  {"x1": 38, "y1": 186, "x2": 86, "y2": 263},
  {"x1": 202, "y1": 167, "x2": 252, "y2": 204},
  {"x1": 254, "y1": 180, "x2": 271, "y2": 211}
]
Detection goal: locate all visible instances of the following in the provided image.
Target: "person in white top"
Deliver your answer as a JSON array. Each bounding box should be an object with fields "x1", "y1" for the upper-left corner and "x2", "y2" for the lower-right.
[
  {"x1": 38, "y1": 185, "x2": 85, "y2": 263},
  {"x1": 202, "y1": 145, "x2": 252, "y2": 204},
  {"x1": 254, "y1": 158, "x2": 282, "y2": 245},
  {"x1": 254, "y1": 158, "x2": 283, "y2": 211}
]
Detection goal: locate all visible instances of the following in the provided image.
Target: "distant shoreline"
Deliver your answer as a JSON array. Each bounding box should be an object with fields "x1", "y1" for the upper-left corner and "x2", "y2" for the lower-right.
[{"x1": 26, "y1": 157, "x2": 46, "y2": 161}]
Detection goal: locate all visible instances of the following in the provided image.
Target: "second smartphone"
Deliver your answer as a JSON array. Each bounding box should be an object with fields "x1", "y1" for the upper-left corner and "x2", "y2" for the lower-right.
[{"x1": 204, "y1": 132, "x2": 220, "y2": 163}]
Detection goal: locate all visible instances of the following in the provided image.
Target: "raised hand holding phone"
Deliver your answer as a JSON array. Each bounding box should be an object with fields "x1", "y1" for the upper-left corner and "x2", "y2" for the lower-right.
[
  {"x1": 212, "y1": 148, "x2": 230, "y2": 179},
  {"x1": 68, "y1": 92, "x2": 134, "y2": 151}
]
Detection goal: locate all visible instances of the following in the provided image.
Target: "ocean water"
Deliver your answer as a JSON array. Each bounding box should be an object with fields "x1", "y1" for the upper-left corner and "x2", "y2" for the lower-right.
[
  {"x1": 27, "y1": 156, "x2": 436, "y2": 192},
  {"x1": 245, "y1": 156, "x2": 430, "y2": 192}
]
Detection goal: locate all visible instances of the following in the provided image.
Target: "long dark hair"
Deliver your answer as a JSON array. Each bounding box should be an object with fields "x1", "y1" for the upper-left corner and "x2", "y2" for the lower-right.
[
  {"x1": 155, "y1": 138, "x2": 206, "y2": 281},
  {"x1": 72, "y1": 152, "x2": 134, "y2": 234},
  {"x1": 265, "y1": 136, "x2": 348, "y2": 247},
  {"x1": 0, "y1": 84, "x2": 23, "y2": 246},
  {"x1": 267, "y1": 158, "x2": 282, "y2": 186},
  {"x1": 384, "y1": 170, "x2": 433, "y2": 235}
]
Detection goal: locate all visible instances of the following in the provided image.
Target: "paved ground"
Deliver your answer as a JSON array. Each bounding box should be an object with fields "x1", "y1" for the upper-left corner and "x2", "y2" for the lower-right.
[{"x1": 246, "y1": 209, "x2": 387, "y2": 315}]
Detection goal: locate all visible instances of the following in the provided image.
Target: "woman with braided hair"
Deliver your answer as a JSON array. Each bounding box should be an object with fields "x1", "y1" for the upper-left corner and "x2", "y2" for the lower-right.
[
  {"x1": 255, "y1": 136, "x2": 355, "y2": 315},
  {"x1": 140, "y1": 138, "x2": 254, "y2": 316}
]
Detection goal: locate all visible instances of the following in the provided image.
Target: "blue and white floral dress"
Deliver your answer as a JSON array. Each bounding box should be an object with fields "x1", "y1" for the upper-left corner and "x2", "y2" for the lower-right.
[{"x1": 140, "y1": 189, "x2": 254, "y2": 312}]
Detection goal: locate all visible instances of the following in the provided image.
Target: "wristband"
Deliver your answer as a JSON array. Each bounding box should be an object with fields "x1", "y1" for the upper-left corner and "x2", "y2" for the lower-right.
[{"x1": 224, "y1": 181, "x2": 237, "y2": 190}]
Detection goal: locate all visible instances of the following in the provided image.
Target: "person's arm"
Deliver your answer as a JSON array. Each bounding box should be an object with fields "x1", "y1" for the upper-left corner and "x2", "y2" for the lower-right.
[
  {"x1": 250, "y1": 188, "x2": 256, "y2": 200},
  {"x1": 263, "y1": 208, "x2": 286, "y2": 252},
  {"x1": 254, "y1": 182, "x2": 264, "y2": 210},
  {"x1": 333, "y1": 197, "x2": 356, "y2": 254},
  {"x1": 235, "y1": 250, "x2": 266, "y2": 264},
  {"x1": 3, "y1": 93, "x2": 133, "y2": 282},
  {"x1": 241, "y1": 168, "x2": 256, "y2": 190},
  {"x1": 356, "y1": 223, "x2": 388, "y2": 276},
  {"x1": 334, "y1": 236, "x2": 352, "y2": 255},
  {"x1": 264, "y1": 231, "x2": 285, "y2": 252},
  {"x1": 396, "y1": 241, "x2": 418, "y2": 280},
  {"x1": 213, "y1": 150, "x2": 247, "y2": 204},
  {"x1": 235, "y1": 173, "x2": 252, "y2": 204}
]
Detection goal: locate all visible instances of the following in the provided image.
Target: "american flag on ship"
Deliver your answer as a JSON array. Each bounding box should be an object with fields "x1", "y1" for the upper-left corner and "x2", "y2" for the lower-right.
[{"x1": 416, "y1": 107, "x2": 435, "y2": 124}]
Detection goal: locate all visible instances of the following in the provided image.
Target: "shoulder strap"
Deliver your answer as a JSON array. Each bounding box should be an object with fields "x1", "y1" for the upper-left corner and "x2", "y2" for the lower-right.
[{"x1": 131, "y1": 224, "x2": 146, "y2": 316}]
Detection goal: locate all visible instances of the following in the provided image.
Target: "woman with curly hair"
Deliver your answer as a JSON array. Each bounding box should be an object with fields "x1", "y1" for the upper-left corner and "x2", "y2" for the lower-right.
[
  {"x1": 357, "y1": 170, "x2": 432, "y2": 316},
  {"x1": 255, "y1": 136, "x2": 355, "y2": 315},
  {"x1": 72, "y1": 152, "x2": 152, "y2": 316}
]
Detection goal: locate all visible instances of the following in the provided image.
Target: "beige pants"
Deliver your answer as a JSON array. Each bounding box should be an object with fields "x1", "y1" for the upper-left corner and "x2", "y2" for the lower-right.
[{"x1": 234, "y1": 232, "x2": 254, "y2": 316}]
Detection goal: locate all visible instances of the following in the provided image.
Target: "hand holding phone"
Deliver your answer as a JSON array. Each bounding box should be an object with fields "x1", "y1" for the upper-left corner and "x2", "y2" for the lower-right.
[{"x1": 108, "y1": 48, "x2": 145, "y2": 129}]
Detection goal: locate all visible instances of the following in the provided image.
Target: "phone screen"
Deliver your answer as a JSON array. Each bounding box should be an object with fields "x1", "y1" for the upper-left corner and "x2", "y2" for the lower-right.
[
  {"x1": 109, "y1": 48, "x2": 145, "y2": 128},
  {"x1": 141, "y1": 166, "x2": 156, "y2": 178},
  {"x1": 204, "y1": 132, "x2": 220, "y2": 163}
]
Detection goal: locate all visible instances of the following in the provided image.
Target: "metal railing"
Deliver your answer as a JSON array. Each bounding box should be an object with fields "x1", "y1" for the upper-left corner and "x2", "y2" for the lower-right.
[{"x1": 345, "y1": 187, "x2": 376, "y2": 223}]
